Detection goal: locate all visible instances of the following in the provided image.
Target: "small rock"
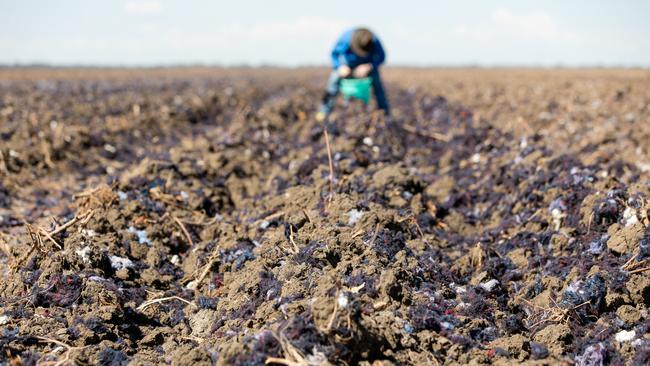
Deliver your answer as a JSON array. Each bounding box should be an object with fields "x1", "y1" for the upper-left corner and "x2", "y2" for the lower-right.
[
  {"x1": 115, "y1": 268, "x2": 130, "y2": 280},
  {"x1": 607, "y1": 223, "x2": 645, "y2": 254},
  {"x1": 605, "y1": 290, "x2": 630, "y2": 310},
  {"x1": 98, "y1": 348, "x2": 129, "y2": 366},
  {"x1": 626, "y1": 274, "x2": 650, "y2": 306},
  {"x1": 507, "y1": 248, "x2": 529, "y2": 269},
  {"x1": 616, "y1": 305, "x2": 641, "y2": 325},
  {"x1": 0, "y1": 315, "x2": 8, "y2": 325},
  {"x1": 530, "y1": 342, "x2": 549, "y2": 359},
  {"x1": 190, "y1": 309, "x2": 219, "y2": 338},
  {"x1": 171, "y1": 347, "x2": 212, "y2": 366},
  {"x1": 562, "y1": 274, "x2": 606, "y2": 317},
  {"x1": 533, "y1": 323, "x2": 573, "y2": 355},
  {"x1": 140, "y1": 328, "x2": 166, "y2": 346},
  {"x1": 489, "y1": 334, "x2": 528, "y2": 361}
]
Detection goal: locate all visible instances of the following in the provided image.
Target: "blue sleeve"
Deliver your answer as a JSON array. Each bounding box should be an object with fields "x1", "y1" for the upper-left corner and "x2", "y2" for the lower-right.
[
  {"x1": 331, "y1": 31, "x2": 351, "y2": 69},
  {"x1": 371, "y1": 38, "x2": 385, "y2": 68}
]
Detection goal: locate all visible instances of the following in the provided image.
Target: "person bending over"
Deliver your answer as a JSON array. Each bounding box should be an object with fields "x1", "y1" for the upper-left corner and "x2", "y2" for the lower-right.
[{"x1": 317, "y1": 27, "x2": 389, "y2": 121}]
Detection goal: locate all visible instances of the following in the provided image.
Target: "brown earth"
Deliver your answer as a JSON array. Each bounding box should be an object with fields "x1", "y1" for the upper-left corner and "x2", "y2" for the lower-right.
[{"x1": 0, "y1": 68, "x2": 649, "y2": 365}]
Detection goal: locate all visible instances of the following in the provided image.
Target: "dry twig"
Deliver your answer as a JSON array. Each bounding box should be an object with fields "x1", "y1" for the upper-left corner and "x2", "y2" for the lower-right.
[
  {"x1": 0, "y1": 150, "x2": 8, "y2": 174},
  {"x1": 323, "y1": 129, "x2": 335, "y2": 203},
  {"x1": 37, "y1": 336, "x2": 89, "y2": 366},
  {"x1": 188, "y1": 244, "x2": 221, "y2": 289},
  {"x1": 37, "y1": 227, "x2": 62, "y2": 250},
  {"x1": 265, "y1": 333, "x2": 312, "y2": 366},
  {"x1": 34, "y1": 210, "x2": 95, "y2": 251},
  {"x1": 0, "y1": 233, "x2": 14, "y2": 266},
  {"x1": 50, "y1": 210, "x2": 94, "y2": 236},
  {"x1": 172, "y1": 215, "x2": 194, "y2": 246},
  {"x1": 288, "y1": 225, "x2": 300, "y2": 254},
  {"x1": 301, "y1": 209, "x2": 312, "y2": 223},
  {"x1": 628, "y1": 266, "x2": 650, "y2": 275},
  {"x1": 402, "y1": 123, "x2": 451, "y2": 142},
  {"x1": 253, "y1": 210, "x2": 285, "y2": 227},
  {"x1": 620, "y1": 250, "x2": 650, "y2": 273},
  {"x1": 368, "y1": 223, "x2": 381, "y2": 247},
  {"x1": 137, "y1": 296, "x2": 196, "y2": 311},
  {"x1": 324, "y1": 289, "x2": 340, "y2": 333},
  {"x1": 523, "y1": 298, "x2": 591, "y2": 330}
]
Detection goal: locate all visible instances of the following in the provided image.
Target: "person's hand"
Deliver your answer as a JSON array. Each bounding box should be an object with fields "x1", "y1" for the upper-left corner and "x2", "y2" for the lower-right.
[
  {"x1": 337, "y1": 65, "x2": 351, "y2": 77},
  {"x1": 353, "y1": 63, "x2": 373, "y2": 78}
]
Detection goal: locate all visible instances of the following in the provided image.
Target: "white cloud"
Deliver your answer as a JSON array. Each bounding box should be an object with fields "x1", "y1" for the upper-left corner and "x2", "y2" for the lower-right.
[
  {"x1": 139, "y1": 23, "x2": 158, "y2": 33},
  {"x1": 124, "y1": 1, "x2": 162, "y2": 14},
  {"x1": 241, "y1": 16, "x2": 348, "y2": 42},
  {"x1": 138, "y1": 16, "x2": 350, "y2": 65},
  {"x1": 491, "y1": 9, "x2": 579, "y2": 42},
  {"x1": 453, "y1": 8, "x2": 580, "y2": 44}
]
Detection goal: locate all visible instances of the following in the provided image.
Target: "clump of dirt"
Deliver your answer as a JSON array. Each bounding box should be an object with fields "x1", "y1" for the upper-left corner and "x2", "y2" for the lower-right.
[{"x1": 1, "y1": 70, "x2": 649, "y2": 365}]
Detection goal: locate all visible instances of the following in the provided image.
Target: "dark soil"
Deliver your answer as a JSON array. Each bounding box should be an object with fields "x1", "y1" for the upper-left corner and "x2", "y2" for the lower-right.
[{"x1": 0, "y1": 70, "x2": 649, "y2": 365}]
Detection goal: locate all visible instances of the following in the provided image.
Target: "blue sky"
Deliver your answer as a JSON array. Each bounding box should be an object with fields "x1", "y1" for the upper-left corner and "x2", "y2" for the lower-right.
[{"x1": 1, "y1": 0, "x2": 649, "y2": 66}]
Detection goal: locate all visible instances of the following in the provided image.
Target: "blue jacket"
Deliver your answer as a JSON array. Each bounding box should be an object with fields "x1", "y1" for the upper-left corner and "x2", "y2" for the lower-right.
[{"x1": 331, "y1": 28, "x2": 385, "y2": 69}]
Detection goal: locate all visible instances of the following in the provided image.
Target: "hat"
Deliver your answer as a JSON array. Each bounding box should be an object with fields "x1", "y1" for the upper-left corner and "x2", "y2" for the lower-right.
[{"x1": 351, "y1": 28, "x2": 374, "y2": 57}]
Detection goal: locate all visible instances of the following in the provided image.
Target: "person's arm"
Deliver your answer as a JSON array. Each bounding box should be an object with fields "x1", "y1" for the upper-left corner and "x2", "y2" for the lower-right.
[
  {"x1": 371, "y1": 38, "x2": 386, "y2": 68},
  {"x1": 331, "y1": 37, "x2": 348, "y2": 69}
]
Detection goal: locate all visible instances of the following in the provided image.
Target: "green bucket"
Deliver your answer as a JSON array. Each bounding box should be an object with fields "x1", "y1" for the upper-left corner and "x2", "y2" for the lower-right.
[{"x1": 340, "y1": 77, "x2": 372, "y2": 104}]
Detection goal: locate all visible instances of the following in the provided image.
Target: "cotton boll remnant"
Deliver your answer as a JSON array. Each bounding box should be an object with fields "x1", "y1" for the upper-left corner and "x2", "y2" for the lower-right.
[
  {"x1": 479, "y1": 279, "x2": 499, "y2": 293},
  {"x1": 549, "y1": 198, "x2": 567, "y2": 230},
  {"x1": 347, "y1": 209, "x2": 364, "y2": 226},
  {"x1": 337, "y1": 292, "x2": 349, "y2": 309},
  {"x1": 471, "y1": 153, "x2": 481, "y2": 164},
  {"x1": 0, "y1": 315, "x2": 8, "y2": 325},
  {"x1": 587, "y1": 235, "x2": 608, "y2": 255},
  {"x1": 615, "y1": 330, "x2": 635, "y2": 343},
  {"x1": 306, "y1": 350, "x2": 330, "y2": 365},
  {"x1": 622, "y1": 206, "x2": 639, "y2": 227},
  {"x1": 109, "y1": 255, "x2": 134, "y2": 270},
  {"x1": 81, "y1": 229, "x2": 96, "y2": 237},
  {"x1": 575, "y1": 343, "x2": 606, "y2": 366},
  {"x1": 75, "y1": 246, "x2": 92, "y2": 264},
  {"x1": 128, "y1": 226, "x2": 151, "y2": 245},
  {"x1": 259, "y1": 220, "x2": 271, "y2": 230}
]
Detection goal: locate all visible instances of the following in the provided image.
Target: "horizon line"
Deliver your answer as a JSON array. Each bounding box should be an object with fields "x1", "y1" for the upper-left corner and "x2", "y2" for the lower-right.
[{"x1": 1, "y1": 62, "x2": 649, "y2": 70}]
